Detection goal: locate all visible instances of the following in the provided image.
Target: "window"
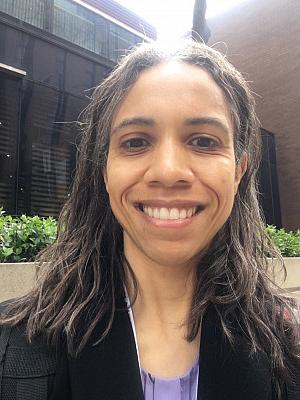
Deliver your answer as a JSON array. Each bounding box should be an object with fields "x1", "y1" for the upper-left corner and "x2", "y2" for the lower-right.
[
  {"x1": 53, "y1": 0, "x2": 95, "y2": 52},
  {"x1": 0, "y1": 0, "x2": 45, "y2": 29},
  {"x1": 17, "y1": 81, "x2": 87, "y2": 216},
  {"x1": 0, "y1": 0, "x2": 145, "y2": 62}
]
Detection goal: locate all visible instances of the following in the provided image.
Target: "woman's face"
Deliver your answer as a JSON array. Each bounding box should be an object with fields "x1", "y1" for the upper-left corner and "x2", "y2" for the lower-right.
[{"x1": 104, "y1": 61, "x2": 246, "y2": 268}]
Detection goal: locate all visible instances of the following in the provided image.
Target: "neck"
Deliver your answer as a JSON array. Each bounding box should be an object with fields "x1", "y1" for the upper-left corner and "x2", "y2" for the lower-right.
[{"x1": 124, "y1": 243, "x2": 197, "y2": 328}]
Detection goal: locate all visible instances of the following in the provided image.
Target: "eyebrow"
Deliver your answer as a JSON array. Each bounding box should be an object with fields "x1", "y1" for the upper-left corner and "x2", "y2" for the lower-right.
[
  {"x1": 111, "y1": 116, "x2": 230, "y2": 136},
  {"x1": 111, "y1": 117, "x2": 155, "y2": 136},
  {"x1": 184, "y1": 117, "x2": 231, "y2": 136}
]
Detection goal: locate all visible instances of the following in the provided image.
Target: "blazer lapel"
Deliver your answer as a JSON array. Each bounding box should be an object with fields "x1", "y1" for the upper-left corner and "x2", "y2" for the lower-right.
[
  {"x1": 197, "y1": 306, "x2": 273, "y2": 400},
  {"x1": 68, "y1": 304, "x2": 143, "y2": 400},
  {"x1": 68, "y1": 302, "x2": 273, "y2": 400}
]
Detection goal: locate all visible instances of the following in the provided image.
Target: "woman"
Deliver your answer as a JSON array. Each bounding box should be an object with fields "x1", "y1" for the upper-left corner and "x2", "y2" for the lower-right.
[{"x1": 0, "y1": 41, "x2": 299, "y2": 400}]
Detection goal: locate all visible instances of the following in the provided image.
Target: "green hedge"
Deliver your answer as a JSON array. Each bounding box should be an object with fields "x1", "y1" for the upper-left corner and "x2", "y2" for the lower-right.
[
  {"x1": 266, "y1": 225, "x2": 300, "y2": 257},
  {"x1": 0, "y1": 209, "x2": 300, "y2": 261},
  {"x1": 0, "y1": 208, "x2": 57, "y2": 262}
]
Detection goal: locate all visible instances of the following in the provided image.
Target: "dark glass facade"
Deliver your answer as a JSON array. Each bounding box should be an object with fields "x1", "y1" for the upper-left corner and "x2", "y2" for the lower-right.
[{"x1": 0, "y1": 16, "x2": 112, "y2": 217}]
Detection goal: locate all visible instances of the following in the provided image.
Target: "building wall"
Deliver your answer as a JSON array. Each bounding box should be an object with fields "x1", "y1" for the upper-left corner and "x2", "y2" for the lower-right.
[{"x1": 208, "y1": 0, "x2": 300, "y2": 230}]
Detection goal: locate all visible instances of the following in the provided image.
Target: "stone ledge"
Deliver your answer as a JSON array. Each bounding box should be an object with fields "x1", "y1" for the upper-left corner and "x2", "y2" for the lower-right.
[
  {"x1": 0, "y1": 262, "x2": 39, "y2": 302},
  {"x1": 271, "y1": 257, "x2": 300, "y2": 291},
  {"x1": 0, "y1": 258, "x2": 299, "y2": 302}
]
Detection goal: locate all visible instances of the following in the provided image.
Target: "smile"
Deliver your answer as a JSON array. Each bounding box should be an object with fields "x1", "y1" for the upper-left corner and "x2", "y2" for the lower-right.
[{"x1": 138, "y1": 204, "x2": 202, "y2": 220}]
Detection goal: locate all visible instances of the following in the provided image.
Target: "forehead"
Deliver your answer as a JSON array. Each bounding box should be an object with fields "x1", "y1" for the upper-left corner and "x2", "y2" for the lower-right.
[
  {"x1": 133, "y1": 61, "x2": 220, "y2": 92},
  {"x1": 112, "y1": 61, "x2": 233, "y2": 132}
]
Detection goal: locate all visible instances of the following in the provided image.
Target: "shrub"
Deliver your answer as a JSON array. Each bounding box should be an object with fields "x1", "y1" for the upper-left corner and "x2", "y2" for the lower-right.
[
  {"x1": 0, "y1": 208, "x2": 299, "y2": 262},
  {"x1": 0, "y1": 208, "x2": 57, "y2": 262},
  {"x1": 266, "y1": 225, "x2": 300, "y2": 257}
]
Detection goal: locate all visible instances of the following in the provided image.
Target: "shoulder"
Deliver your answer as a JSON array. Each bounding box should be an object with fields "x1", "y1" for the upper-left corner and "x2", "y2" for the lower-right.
[
  {"x1": 0, "y1": 321, "x2": 58, "y2": 367},
  {"x1": 286, "y1": 356, "x2": 300, "y2": 400},
  {"x1": 0, "y1": 303, "x2": 66, "y2": 400}
]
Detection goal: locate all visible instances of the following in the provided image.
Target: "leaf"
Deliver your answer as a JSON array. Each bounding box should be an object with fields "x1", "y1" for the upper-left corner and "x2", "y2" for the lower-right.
[{"x1": 3, "y1": 247, "x2": 13, "y2": 256}]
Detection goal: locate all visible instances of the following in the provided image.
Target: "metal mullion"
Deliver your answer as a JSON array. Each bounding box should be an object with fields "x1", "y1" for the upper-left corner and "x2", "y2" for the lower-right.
[{"x1": 14, "y1": 78, "x2": 22, "y2": 215}]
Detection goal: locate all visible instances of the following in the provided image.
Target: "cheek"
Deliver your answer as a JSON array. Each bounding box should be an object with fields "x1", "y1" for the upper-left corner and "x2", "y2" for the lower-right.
[
  {"x1": 105, "y1": 159, "x2": 138, "y2": 207},
  {"x1": 107, "y1": 152, "x2": 144, "y2": 184},
  {"x1": 106, "y1": 154, "x2": 122, "y2": 189},
  {"x1": 105, "y1": 169, "x2": 120, "y2": 200},
  {"x1": 205, "y1": 160, "x2": 237, "y2": 191}
]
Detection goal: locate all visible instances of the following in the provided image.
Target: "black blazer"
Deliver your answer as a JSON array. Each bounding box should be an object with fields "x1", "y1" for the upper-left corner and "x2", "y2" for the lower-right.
[{"x1": 0, "y1": 303, "x2": 299, "y2": 400}]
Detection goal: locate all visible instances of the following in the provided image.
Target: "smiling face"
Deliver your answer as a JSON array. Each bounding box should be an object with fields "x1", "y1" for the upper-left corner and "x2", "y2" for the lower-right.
[{"x1": 104, "y1": 61, "x2": 246, "y2": 269}]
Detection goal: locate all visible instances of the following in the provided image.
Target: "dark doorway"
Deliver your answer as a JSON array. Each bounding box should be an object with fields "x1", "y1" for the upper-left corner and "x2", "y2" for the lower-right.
[{"x1": 259, "y1": 128, "x2": 282, "y2": 227}]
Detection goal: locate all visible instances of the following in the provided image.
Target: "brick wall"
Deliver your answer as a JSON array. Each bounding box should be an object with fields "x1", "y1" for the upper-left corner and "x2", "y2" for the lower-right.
[{"x1": 208, "y1": 0, "x2": 300, "y2": 230}]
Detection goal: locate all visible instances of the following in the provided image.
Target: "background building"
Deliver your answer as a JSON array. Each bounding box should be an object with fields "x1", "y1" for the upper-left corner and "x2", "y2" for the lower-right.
[
  {"x1": 0, "y1": 0, "x2": 156, "y2": 217},
  {"x1": 208, "y1": 0, "x2": 300, "y2": 230},
  {"x1": 1, "y1": 0, "x2": 297, "y2": 231}
]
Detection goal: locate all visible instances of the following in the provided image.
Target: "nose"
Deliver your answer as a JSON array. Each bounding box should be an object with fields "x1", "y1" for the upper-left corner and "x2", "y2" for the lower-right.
[{"x1": 144, "y1": 137, "x2": 194, "y2": 187}]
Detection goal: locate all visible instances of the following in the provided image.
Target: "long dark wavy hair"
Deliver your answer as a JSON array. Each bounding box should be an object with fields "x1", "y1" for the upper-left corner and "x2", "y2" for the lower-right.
[{"x1": 1, "y1": 41, "x2": 299, "y2": 398}]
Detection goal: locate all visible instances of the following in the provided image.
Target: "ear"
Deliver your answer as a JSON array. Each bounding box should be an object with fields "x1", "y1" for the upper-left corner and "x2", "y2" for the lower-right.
[{"x1": 234, "y1": 151, "x2": 248, "y2": 194}]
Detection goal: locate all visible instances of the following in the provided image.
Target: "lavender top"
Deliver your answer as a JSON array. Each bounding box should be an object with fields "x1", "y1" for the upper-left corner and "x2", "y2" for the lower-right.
[{"x1": 141, "y1": 358, "x2": 199, "y2": 400}]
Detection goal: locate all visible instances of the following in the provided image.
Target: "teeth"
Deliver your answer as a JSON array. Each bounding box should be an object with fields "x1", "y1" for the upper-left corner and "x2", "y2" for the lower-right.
[
  {"x1": 170, "y1": 208, "x2": 179, "y2": 219},
  {"x1": 153, "y1": 208, "x2": 160, "y2": 218},
  {"x1": 159, "y1": 208, "x2": 169, "y2": 219},
  {"x1": 179, "y1": 209, "x2": 187, "y2": 219},
  {"x1": 142, "y1": 205, "x2": 198, "y2": 220}
]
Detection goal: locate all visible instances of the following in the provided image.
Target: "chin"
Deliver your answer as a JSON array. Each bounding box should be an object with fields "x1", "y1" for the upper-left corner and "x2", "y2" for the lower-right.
[{"x1": 147, "y1": 246, "x2": 202, "y2": 269}]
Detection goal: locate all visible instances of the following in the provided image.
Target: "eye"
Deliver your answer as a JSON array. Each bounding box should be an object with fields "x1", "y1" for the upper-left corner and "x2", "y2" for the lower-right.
[
  {"x1": 120, "y1": 137, "x2": 150, "y2": 152},
  {"x1": 188, "y1": 136, "x2": 220, "y2": 150}
]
